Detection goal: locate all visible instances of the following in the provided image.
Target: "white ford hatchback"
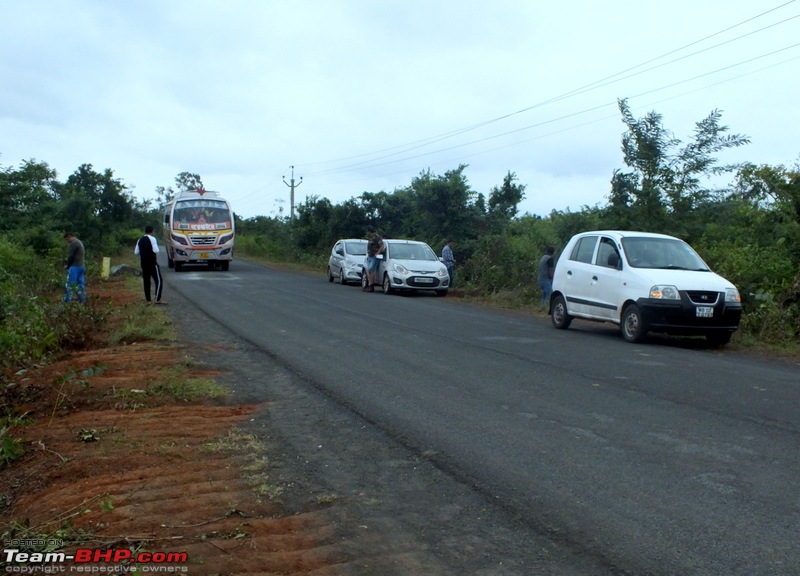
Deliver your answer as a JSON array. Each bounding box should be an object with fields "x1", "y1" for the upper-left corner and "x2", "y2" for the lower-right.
[
  {"x1": 360, "y1": 239, "x2": 450, "y2": 296},
  {"x1": 550, "y1": 231, "x2": 742, "y2": 346}
]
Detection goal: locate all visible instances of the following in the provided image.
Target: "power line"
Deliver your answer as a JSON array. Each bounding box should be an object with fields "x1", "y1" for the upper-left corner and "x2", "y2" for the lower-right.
[
  {"x1": 300, "y1": 2, "x2": 798, "y2": 177},
  {"x1": 303, "y1": 41, "x2": 800, "y2": 176}
]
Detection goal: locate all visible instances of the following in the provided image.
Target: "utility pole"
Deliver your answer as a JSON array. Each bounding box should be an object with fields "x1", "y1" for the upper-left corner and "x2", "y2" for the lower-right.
[{"x1": 282, "y1": 166, "x2": 303, "y2": 221}]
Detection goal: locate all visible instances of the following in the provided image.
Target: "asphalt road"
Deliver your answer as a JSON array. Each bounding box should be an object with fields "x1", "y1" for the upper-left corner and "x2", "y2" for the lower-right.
[{"x1": 165, "y1": 257, "x2": 800, "y2": 576}]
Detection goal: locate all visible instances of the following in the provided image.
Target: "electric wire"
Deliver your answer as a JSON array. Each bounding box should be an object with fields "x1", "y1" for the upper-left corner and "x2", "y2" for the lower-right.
[{"x1": 298, "y1": 1, "x2": 797, "y2": 174}]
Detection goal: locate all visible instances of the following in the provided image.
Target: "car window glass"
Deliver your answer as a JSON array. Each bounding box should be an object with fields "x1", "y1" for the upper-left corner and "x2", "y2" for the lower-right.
[
  {"x1": 345, "y1": 241, "x2": 367, "y2": 255},
  {"x1": 570, "y1": 236, "x2": 598, "y2": 264},
  {"x1": 596, "y1": 237, "x2": 620, "y2": 268},
  {"x1": 621, "y1": 237, "x2": 709, "y2": 270},
  {"x1": 390, "y1": 243, "x2": 437, "y2": 261}
]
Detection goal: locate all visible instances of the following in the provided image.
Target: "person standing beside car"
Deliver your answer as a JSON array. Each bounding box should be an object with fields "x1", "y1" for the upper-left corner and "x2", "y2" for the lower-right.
[
  {"x1": 537, "y1": 246, "x2": 555, "y2": 306},
  {"x1": 63, "y1": 232, "x2": 87, "y2": 303},
  {"x1": 135, "y1": 225, "x2": 166, "y2": 304},
  {"x1": 442, "y1": 240, "x2": 456, "y2": 289},
  {"x1": 364, "y1": 225, "x2": 384, "y2": 292}
]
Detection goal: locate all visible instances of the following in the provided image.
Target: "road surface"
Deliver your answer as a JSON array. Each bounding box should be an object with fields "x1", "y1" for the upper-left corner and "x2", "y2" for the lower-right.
[{"x1": 165, "y1": 258, "x2": 800, "y2": 575}]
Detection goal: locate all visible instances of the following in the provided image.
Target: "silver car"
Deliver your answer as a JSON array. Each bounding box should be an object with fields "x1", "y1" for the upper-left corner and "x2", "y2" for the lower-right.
[
  {"x1": 360, "y1": 239, "x2": 449, "y2": 296},
  {"x1": 328, "y1": 239, "x2": 368, "y2": 285}
]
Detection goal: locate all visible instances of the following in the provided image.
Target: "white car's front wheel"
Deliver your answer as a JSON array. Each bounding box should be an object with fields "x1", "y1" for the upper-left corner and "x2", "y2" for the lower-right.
[{"x1": 621, "y1": 304, "x2": 647, "y2": 343}]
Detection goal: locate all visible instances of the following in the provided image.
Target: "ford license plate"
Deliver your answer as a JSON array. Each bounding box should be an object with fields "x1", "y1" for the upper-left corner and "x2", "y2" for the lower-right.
[
  {"x1": 199, "y1": 253, "x2": 209, "y2": 259},
  {"x1": 415, "y1": 277, "x2": 434, "y2": 283},
  {"x1": 696, "y1": 306, "x2": 714, "y2": 318}
]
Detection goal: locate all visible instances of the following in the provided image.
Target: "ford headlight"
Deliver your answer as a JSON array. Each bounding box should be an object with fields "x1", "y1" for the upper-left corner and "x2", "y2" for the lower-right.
[
  {"x1": 393, "y1": 263, "x2": 409, "y2": 275},
  {"x1": 649, "y1": 285, "x2": 680, "y2": 300},
  {"x1": 437, "y1": 267, "x2": 448, "y2": 276}
]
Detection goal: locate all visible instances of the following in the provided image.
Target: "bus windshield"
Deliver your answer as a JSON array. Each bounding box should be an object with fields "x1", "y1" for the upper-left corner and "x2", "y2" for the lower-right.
[{"x1": 172, "y1": 200, "x2": 232, "y2": 231}]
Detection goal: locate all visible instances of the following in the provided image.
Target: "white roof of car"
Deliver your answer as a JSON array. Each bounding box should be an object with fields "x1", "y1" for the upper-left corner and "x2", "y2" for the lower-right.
[{"x1": 577, "y1": 230, "x2": 681, "y2": 240}]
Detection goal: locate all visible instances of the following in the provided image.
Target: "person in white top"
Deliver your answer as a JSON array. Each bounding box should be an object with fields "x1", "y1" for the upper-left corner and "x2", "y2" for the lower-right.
[{"x1": 134, "y1": 226, "x2": 165, "y2": 304}]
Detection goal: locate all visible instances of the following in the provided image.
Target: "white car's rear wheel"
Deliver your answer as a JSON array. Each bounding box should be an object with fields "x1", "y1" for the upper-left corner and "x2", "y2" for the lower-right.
[{"x1": 551, "y1": 294, "x2": 572, "y2": 329}]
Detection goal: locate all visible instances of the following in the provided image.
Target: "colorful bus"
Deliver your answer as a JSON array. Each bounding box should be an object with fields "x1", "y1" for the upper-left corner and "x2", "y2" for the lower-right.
[{"x1": 162, "y1": 189, "x2": 235, "y2": 271}]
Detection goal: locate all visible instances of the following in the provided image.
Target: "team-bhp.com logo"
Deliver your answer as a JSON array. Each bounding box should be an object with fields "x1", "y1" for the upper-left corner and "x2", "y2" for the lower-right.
[{"x1": 3, "y1": 544, "x2": 188, "y2": 573}]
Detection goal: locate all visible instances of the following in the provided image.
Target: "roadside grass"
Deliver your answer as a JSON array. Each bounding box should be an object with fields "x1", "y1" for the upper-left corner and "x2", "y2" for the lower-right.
[
  {"x1": 107, "y1": 276, "x2": 177, "y2": 345},
  {"x1": 1, "y1": 493, "x2": 112, "y2": 553},
  {"x1": 146, "y1": 366, "x2": 228, "y2": 401},
  {"x1": 205, "y1": 428, "x2": 283, "y2": 502},
  {"x1": 0, "y1": 268, "x2": 258, "y2": 557}
]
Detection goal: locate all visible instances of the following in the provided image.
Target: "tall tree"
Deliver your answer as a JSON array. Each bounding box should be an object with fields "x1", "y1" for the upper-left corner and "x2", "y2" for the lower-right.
[
  {"x1": 175, "y1": 172, "x2": 204, "y2": 192},
  {"x1": 0, "y1": 159, "x2": 60, "y2": 253},
  {"x1": 56, "y1": 164, "x2": 136, "y2": 252},
  {"x1": 608, "y1": 98, "x2": 749, "y2": 234},
  {"x1": 487, "y1": 171, "x2": 526, "y2": 231}
]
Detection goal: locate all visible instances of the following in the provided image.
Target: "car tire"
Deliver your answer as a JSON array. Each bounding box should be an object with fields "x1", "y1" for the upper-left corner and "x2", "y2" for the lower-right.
[
  {"x1": 382, "y1": 273, "x2": 393, "y2": 294},
  {"x1": 220, "y1": 261, "x2": 229, "y2": 271},
  {"x1": 327, "y1": 267, "x2": 334, "y2": 282},
  {"x1": 361, "y1": 270, "x2": 369, "y2": 290},
  {"x1": 435, "y1": 289, "x2": 448, "y2": 297},
  {"x1": 621, "y1": 303, "x2": 647, "y2": 343},
  {"x1": 339, "y1": 267, "x2": 347, "y2": 285},
  {"x1": 551, "y1": 294, "x2": 572, "y2": 329}
]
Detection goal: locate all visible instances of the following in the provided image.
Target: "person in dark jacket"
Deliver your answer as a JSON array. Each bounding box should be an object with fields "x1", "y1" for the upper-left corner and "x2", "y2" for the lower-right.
[
  {"x1": 135, "y1": 226, "x2": 165, "y2": 304},
  {"x1": 63, "y1": 232, "x2": 87, "y2": 303}
]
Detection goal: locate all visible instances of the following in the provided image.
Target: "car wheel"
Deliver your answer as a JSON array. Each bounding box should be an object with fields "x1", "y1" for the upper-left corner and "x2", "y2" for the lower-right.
[
  {"x1": 706, "y1": 331, "x2": 732, "y2": 347},
  {"x1": 174, "y1": 261, "x2": 183, "y2": 272},
  {"x1": 435, "y1": 289, "x2": 448, "y2": 297},
  {"x1": 551, "y1": 294, "x2": 572, "y2": 329},
  {"x1": 382, "y1": 273, "x2": 393, "y2": 294},
  {"x1": 339, "y1": 267, "x2": 347, "y2": 285},
  {"x1": 327, "y1": 267, "x2": 335, "y2": 282},
  {"x1": 361, "y1": 270, "x2": 370, "y2": 290},
  {"x1": 621, "y1": 304, "x2": 647, "y2": 343}
]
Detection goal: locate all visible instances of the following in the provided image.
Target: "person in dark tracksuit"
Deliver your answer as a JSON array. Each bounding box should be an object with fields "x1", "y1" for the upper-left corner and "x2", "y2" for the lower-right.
[{"x1": 135, "y1": 226, "x2": 165, "y2": 304}]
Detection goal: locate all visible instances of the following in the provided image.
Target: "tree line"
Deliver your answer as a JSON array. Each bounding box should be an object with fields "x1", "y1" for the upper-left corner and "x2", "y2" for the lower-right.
[{"x1": 1, "y1": 99, "x2": 799, "y2": 375}]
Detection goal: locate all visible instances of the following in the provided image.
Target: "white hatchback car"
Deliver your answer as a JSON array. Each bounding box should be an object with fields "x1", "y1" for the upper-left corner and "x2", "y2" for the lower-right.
[
  {"x1": 360, "y1": 239, "x2": 450, "y2": 296},
  {"x1": 328, "y1": 239, "x2": 368, "y2": 285},
  {"x1": 550, "y1": 231, "x2": 742, "y2": 345}
]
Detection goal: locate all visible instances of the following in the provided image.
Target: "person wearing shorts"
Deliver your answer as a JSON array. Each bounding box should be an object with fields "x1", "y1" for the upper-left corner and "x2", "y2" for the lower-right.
[{"x1": 363, "y1": 226, "x2": 384, "y2": 292}]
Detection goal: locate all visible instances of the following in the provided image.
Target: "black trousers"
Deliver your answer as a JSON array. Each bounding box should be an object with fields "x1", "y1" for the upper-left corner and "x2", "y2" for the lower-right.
[{"x1": 142, "y1": 263, "x2": 163, "y2": 302}]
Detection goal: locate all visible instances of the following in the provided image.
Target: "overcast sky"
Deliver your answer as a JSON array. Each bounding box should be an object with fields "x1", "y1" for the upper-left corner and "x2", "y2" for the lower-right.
[{"x1": 2, "y1": 1, "x2": 799, "y2": 220}]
